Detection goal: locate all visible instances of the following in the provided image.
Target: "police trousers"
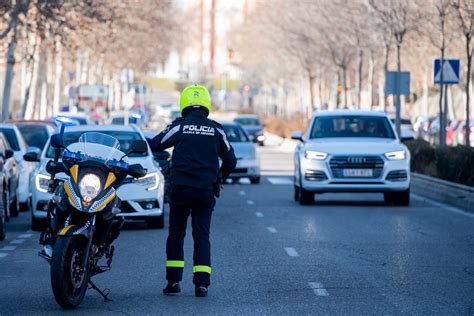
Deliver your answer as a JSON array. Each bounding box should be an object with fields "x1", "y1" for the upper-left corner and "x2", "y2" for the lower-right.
[{"x1": 166, "y1": 184, "x2": 215, "y2": 286}]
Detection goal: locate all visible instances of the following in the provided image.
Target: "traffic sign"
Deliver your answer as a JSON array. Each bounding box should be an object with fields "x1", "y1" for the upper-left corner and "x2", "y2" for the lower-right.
[
  {"x1": 434, "y1": 59, "x2": 460, "y2": 84},
  {"x1": 384, "y1": 71, "x2": 410, "y2": 96}
]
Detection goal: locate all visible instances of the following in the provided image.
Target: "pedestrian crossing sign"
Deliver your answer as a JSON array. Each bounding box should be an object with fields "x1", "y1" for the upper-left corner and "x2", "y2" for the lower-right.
[{"x1": 434, "y1": 59, "x2": 460, "y2": 84}]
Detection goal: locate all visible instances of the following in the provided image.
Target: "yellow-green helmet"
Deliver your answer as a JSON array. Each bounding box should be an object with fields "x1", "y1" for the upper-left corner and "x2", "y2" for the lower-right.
[{"x1": 179, "y1": 84, "x2": 211, "y2": 114}]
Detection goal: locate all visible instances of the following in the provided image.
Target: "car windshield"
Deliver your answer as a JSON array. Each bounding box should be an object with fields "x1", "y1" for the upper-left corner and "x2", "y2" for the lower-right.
[
  {"x1": 0, "y1": 128, "x2": 20, "y2": 150},
  {"x1": 390, "y1": 118, "x2": 412, "y2": 125},
  {"x1": 223, "y1": 125, "x2": 250, "y2": 142},
  {"x1": 309, "y1": 115, "x2": 396, "y2": 139},
  {"x1": 234, "y1": 117, "x2": 261, "y2": 126},
  {"x1": 17, "y1": 124, "x2": 49, "y2": 149},
  {"x1": 46, "y1": 130, "x2": 148, "y2": 158}
]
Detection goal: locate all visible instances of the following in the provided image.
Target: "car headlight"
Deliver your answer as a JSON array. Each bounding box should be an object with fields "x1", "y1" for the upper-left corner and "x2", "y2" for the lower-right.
[
  {"x1": 135, "y1": 172, "x2": 159, "y2": 191},
  {"x1": 304, "y1": 150, "x2": 328, "y2": 160},
  {"x1": 79, "y1": 174, "x2": 102, "y2": 202},
  {"x1": 35, "y1": 174, "x2": 50, "y2": 193},
  {"x1": 385, "y1": 150, "x2": 406, "y2": 160}
]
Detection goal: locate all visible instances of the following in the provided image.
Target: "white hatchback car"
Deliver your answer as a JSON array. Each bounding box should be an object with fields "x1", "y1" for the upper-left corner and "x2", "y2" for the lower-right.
[
  {"x1": 27, "y1": 125, "x2": 165, "y2": 230},
  {"x1": 292, "y1": 110, "x2": 410, "y2": 205}
]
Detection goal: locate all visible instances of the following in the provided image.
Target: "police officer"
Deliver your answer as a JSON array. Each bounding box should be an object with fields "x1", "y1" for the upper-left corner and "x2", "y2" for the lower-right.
[{"x1": 150, "y1": 85, "x2": 236, "y2": 297}]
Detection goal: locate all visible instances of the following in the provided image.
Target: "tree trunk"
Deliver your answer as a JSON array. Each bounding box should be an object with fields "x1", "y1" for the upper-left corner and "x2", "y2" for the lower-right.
[
  {"x1": 1, "y1": 20, "x2": 18, "y2": 121},
  {"x1": 25, "y1": 36, "x2": 41, "y2": 120},
  {"x1": 307, "y1": 69, "x2": 316, "y2": 111},
  {"x1": 342, "y1": 66, "x2": 348, "y2": 108},
  {"x1": 465, "y1": 36, "x2": 472, "y2": 147},
  {"x1": 383, "y1": 42, "x2": 390, "y2": 112},
  {"x1": 357, "y1": 49, "x2": 363, "y2": 109},
  {"x1": 53, "y1": 36, "x2": 62, "y2": 116},
  {"x1": 395, "y1": 42, "x2": 402, "y2": 138},
  {"x1": 368, "y1": 52, "x2": 375, "y2": 109}
]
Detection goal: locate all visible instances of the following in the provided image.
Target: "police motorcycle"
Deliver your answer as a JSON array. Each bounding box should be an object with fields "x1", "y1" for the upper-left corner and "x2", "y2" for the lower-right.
[{"x1": 38, "y1": 130, "x2": 147, "y2": 309}]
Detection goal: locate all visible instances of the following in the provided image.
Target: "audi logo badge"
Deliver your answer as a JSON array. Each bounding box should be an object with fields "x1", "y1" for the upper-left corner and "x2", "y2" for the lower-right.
[{"x1": 347, "y1": 156, "x2": 366, "y2": 164}]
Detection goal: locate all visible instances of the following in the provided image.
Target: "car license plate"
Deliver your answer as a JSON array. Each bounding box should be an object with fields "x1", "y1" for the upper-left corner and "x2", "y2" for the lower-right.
[{"x1": 342, "y1": 169, "x2": 373, "y2": 177}]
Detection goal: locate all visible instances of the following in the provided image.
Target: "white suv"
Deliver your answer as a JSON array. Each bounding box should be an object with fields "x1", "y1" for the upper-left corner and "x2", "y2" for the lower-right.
[
  {"x1": 292, "y1": 110, "x2": 410, "y2": 206},
  {"x1": 27, "y1": 125, "x2": 165, "y2": 230}
]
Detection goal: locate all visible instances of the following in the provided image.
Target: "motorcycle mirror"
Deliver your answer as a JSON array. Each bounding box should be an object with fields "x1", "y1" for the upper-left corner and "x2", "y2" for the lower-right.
[
  {"x1": 130, "y1": 140, "x2": 148, "y2": 154},
  {"x1": 45, "y1": 160, "x2": 67, "y2": 174},
  {"x1": 50, "y1": 134, "x2": 64, "y2": 149},
  {"x1": 128, "y1": 163, "x2": 147, "y2": 178},
  {"x1": 5, "y1": 149, "x2": 14, "y2": 160}
]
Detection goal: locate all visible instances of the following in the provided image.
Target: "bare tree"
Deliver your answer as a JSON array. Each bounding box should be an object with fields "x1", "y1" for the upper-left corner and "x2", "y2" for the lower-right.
[{"x1": 452, "y1": 0, "x2": 473, "y2": 147}]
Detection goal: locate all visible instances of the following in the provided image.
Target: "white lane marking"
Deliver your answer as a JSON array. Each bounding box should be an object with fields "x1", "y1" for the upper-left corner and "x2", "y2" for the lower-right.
[
  {"x1": 0, "y1": 253, "x2": 8, "y2": 258},
  {"x1": 284, "y1": 247, "x2": 299, "y2": 257},
  {"x1": 18, "y1": 234, "x2": 33, "y2": 238},
  {"x1": 309, "y1": 282, "x2": 329, "y2": 296},
  {"x1": 411, "y1": 193, "x2": 474, "y2": 219},
  {"x1": 267, "y1": 226, "x2": 277, "y2": 233},
  {"x1": 239, "y1": 178, "x2": 251, "y2": 185},
  {"x1": 10, "y1": 239, "x2": 25, "y2": 244},
  {"x1": 247, "y1": 200, "x2": 254, "y2": 205},
  {"x1": 255, "y1": 212, "x2": 264, "y2": 218},
  {"x1": 0, "y1": 246, "x2": 17, "y2": 251},
  {"x1": 239, "y1": 190, "x2": 246, "y2": 196},
  {"x1": 267, "y1": 177, "x2": 293, "y2": 185}
]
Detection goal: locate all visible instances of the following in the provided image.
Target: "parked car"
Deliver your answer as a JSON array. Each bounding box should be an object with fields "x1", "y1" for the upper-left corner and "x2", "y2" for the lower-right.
[
  {"x1": 389, "y1": 116, "x2": 415, "y2": 141},
  {"x1": 292, "y1": 110, "x2": 410, "y2": 206},
  {"x1": 0, "y1": 124, "x2": 33, "y2": 212},
  {"x1": 0, "y1": 133, "x2": 19, "y2": 239},
  {"x1": 221, "y1": 122, "x2": 261, "y2": 183},
  {"x1": 446, "y1": 119, "x2": 462, "y2": 146},
  {"x1": 13, "y1": 120, "x2": 56, "y2": 150},
  {"x1": 25, "y1": 124, "x2": 165, "y2": 230},
  {"x1": 108, "y1": 112, "x2": 147, "y2": 127},
  {"x1": 234, "y1": 114, "x2": 265, "y2": 146}
]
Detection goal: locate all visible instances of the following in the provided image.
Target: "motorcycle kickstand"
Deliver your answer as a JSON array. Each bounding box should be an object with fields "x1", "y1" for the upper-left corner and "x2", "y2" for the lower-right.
[{"x1": 88, "y1": 280, "x2": 113, "y2": 302}]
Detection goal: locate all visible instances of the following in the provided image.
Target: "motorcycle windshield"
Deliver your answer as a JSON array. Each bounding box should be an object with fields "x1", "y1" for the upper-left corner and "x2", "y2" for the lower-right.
[{"x1": 66, "y1": 132, "x2": 127, "y2": 163}]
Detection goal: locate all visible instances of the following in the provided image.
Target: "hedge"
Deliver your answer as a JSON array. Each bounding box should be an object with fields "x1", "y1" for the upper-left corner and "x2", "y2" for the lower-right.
[{"x1": 406, "y1": 139, "x2": 474, "y2": 187}]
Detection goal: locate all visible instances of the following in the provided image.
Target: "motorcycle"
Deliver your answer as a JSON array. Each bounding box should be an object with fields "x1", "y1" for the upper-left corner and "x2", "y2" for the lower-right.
[{"x1": 39, "y1": 131, "x2": 147, "y2": 309}]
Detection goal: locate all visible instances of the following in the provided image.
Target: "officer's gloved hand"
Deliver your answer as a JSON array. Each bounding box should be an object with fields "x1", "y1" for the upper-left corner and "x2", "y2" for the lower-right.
[{"x1": 213, "y1": 175, "x2": 223, "y2": 198}]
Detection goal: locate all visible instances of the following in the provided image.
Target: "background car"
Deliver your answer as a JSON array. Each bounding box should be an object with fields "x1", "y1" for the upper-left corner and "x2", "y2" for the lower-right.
[
  {"x1": 0, "y1": 124, "x2": 32, "y2": 212},
  {"x1": 13, "y1": 120, "x2": 56, "y2": 151},
  {"x1": 234, "y1": 114, "x2": 265, "y2": 146},
  {"x1": 389, "y1": 116, "x2": 415, "y2": 141},
  {"x1": 55, "y1": 112, "x2": 92, "y2": 125},
  {"x1": 456, "y1": 120, "x2": 474, "y2": 146},
  {"x1": 108, "y1": 112, "x2": 147, "y2": 127},
  {"x1": 292, "y1": 110, "x2": 411, "y2": 206},
  {"x1": 221, "y1": 122, "x2": 260, "y2": 183},
  {"x1": 26, "y1": 125, "x2": 166, "y2": 230},
  {"x1": 0, "y1": 133, "x2": 18, "y2": 226}
]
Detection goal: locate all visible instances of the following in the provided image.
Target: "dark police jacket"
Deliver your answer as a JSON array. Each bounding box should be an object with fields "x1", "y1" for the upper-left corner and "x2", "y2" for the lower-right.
[{"x1": 150, "y1": 109, "x2": 237, "y2": 190}]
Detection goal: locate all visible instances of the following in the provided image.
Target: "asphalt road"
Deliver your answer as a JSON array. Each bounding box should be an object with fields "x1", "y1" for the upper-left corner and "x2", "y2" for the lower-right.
[{"x1": 1, "y1": 142, "x2": 474, "y2": 315}]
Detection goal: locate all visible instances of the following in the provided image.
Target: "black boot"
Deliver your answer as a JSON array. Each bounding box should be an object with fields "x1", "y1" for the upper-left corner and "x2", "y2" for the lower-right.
[
  {"x1": 163, "y1": 282, "x2": 181, "y2": 294},
  {"x1": 195, "y1": 286, "x2": 208, "y2": 297}
]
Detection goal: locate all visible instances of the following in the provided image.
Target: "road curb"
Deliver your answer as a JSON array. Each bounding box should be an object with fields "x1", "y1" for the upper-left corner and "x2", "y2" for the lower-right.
[{"x1": 411, "y1": 173, "x2": 474, "y2": 213}]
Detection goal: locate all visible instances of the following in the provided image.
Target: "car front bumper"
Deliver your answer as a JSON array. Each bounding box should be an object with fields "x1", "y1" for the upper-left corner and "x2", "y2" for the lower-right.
[
  {"x1": 228, "y1": 158, "x2": 260, "y2": 179},
  {"x1": 31, "y1": 179, "x2": 165, "y2": 219},
  {"x1": 296, "y1": 155, "x2": 410, "y2": 193}
]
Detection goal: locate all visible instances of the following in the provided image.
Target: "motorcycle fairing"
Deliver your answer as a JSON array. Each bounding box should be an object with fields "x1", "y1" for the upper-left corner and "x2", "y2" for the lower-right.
[{"x1": 58, "y1": 222, "x2": 93, "y2": 238}]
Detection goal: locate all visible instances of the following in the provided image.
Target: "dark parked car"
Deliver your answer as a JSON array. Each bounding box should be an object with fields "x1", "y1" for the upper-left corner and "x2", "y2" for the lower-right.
[
  {"x1": 13, "y1": 120, "x2": 56, "y2": 150},
  {"x1": 234, "y1": 114, "x2": 265, "y2": 146},
  {"x1": 0, "y1": 133, "x2": 19, "y2": 240}
]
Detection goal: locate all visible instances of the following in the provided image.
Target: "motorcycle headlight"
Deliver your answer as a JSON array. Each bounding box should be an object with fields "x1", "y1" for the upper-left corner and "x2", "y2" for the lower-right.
[
  {"x1": 79, "y1": 174, "x2": 102, "y2": 202},
  {"x1": 35, "y1": 174, "x2": 50, "y2": 193},
  {"x1": 385, "y1": 150, "x2": 406, "y2": 160},
  {"x1": 135, "y1": 172, "x2": 159, "y2": 191},
  {"x1": 305, "y1": 150, "x2": 328, "y2": 160}
]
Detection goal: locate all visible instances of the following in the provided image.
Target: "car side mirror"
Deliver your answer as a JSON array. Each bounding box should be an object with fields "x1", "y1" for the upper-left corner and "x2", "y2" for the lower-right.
[
  {"x1": 130, "y1": 140, "x2": 148, "y2": 154},
  {"x1": 5, "y1": 149, "x2": 14, "y2": 160},
  {"x1": 128, "y1": 163, "x2": 147, "y2": 178},
  {"x1": 50, "y1": 134, "x2": 64, "y2": 149},
  {"x1": 23, "y1": 151, "x2": 40, "y2": 162},
  {"x1": 291, "y1": 131, "x2": 304, "y2": 142}
]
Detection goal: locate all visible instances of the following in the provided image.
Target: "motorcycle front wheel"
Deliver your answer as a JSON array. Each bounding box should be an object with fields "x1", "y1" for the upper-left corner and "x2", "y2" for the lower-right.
[{"x1": 51, "y1": 237, "x2": 89, "y2": 309}]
